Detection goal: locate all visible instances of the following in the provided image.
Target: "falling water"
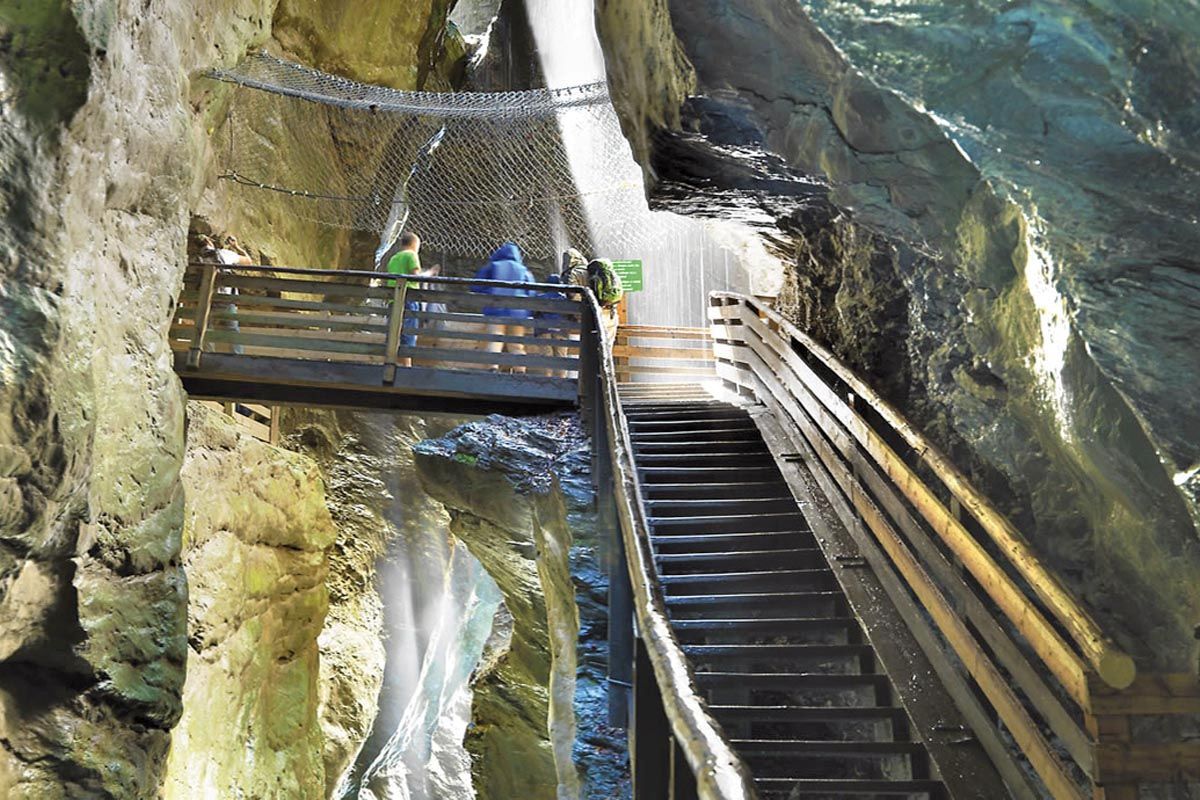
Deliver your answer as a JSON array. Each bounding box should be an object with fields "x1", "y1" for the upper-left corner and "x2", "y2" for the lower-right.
[{"x1": 523, "y1": 0, "x2": 768, "y2": 330}]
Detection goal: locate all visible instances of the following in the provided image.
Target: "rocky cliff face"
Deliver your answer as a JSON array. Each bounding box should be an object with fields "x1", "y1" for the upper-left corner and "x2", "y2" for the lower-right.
[
  {"x1": 414, "y1": 414, "x2": 628, "y2": 800},
  {"x1": 0, "y1": 0, "x2": 468, "y2": 795},
  {"x1": 596, "y1": 0, "x2": 1200, "y2": 670},
  {"x1": 164, "y1": 403, "x2": 336, "y2": 799}
]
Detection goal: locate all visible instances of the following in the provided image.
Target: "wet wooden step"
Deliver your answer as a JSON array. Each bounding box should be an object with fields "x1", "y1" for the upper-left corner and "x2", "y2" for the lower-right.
[
  {"x1": 641, "y1": 482, "x2": 792, "y2": 501},
  {"x1": 754, "y1": 778, "x2": 942, "y2": 797},
  {"x1": 694, "y1": 672, "x2": 888, "y2": 692},
  {"x1": 639, "y1": 466, "x2": 782, "y2": 483},
  {"x1": 650, "y1": 531, "x2": 814, "y2": 553},
  {"x1": 655, "y1": 548, "x2": 828, "y2": 573},
  {"x1": 661, "y1": 568, "x2": 838, "y2": 595},
  {"x1": 649, "y1": 512, "x2": 808, "y2": 534},
  {"x1": 645, "y1": 497, "x2": 798, "y2": 516}
]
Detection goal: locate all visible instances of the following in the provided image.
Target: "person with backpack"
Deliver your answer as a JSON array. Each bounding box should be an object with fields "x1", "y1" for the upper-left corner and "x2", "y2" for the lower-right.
[
  {"x1": 560, "y1": 248, "x2": 589, "y2": 288},
  {"x1": 474, "y1": 243, "x2": 536, "y2": 373},
  {"x1": 587, "y1": 258, "x2": 624, "y2": 341}
]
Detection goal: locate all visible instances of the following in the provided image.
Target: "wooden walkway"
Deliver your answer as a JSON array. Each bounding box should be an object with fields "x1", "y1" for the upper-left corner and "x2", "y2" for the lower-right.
[
  {"x1": 168, "y1": 266, "x2": 1199, "y2": 799},
  {"x1": 171, "y1": 263, "x2": 595, "y2": 416}
]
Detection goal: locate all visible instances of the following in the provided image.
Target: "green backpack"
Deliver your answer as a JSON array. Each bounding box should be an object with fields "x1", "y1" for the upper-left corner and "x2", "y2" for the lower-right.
[{"x1": 587, "y1": 259, "x2": 624, "y2": 307}]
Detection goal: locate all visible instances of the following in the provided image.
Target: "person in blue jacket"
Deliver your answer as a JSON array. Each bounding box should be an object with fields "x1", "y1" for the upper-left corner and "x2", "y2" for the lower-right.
[{"x1": 474, "y1": 243, "x2": 535, "y2": 372}]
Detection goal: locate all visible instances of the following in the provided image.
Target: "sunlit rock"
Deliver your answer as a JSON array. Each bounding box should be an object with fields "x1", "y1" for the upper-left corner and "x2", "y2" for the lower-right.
[{"x1": 162, "y1": 403, "x2": 336, "y2": 799}]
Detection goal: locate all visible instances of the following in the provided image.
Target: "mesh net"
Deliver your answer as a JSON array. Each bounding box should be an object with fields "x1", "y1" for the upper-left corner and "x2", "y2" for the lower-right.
[{"x1": 210, "y1": 52, "x2": 651, "y2": 261}]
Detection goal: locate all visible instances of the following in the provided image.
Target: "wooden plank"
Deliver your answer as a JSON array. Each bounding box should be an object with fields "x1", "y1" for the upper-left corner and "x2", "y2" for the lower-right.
[
  {"x1": 741, "y1": 307, "x2": 1093, "y2": 707},
  {"x1": 407, "y1": 288, "x2": 582, "y2": 316},
  {"x1": 621, "y1": 365, "x2": 717, "y2": 376},
  {"x1": 1094, "y1": 743, "x2": 1200, "y2": 782},
  {"x1": 383, "y1": 281, "x2": 407, "y2": 383},
  {"x1": 208, "y1": 309, "x2": 389, "y2": 333},
  {"x1": 411, "y1": 309, "x2": 578, "y2": 332},
  {"x1": 230, "y1": 294, "x2": 389, "y2": 317},
  {"x1": 205, "y1": 330, "x2": 382, "y2": 357},
  {"x1": 723, "y1": 293, "x2": 1135, "y2": 690},
  {"x1": 613, "y1": 345, "x2": 714, "y2": 361},
  {"x1": 620, "y1": 326, "x2": 712, "y2": 340},
  {"x1": 424, "y1": 328, "x2": 582, "y2": 350},
  {"x1": 223, "y1": 274, "x2": 389, "y2": 300},
  {"x1": 739, "y1": 345, "x2": 1080, "y2": 800},
  {"x1": 186, "y1": 264, "x2": 218, "y2": 369},
  {"x1": 396, "y1": 345, "x2": 579, "y2": 372},
  {"x1": 215, "y1": 324, "x2": 386, "y2": 345}
]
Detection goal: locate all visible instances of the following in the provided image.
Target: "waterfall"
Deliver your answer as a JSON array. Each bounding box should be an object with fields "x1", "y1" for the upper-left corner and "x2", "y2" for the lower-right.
[{"x1": 523, "y1": 0, "x2": 769, "y2": 329}]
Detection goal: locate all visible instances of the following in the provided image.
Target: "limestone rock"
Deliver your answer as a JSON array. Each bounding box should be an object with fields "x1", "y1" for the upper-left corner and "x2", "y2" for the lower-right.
[{"x1": 162, "y1": 403, "x2": 336, "y2": 799}]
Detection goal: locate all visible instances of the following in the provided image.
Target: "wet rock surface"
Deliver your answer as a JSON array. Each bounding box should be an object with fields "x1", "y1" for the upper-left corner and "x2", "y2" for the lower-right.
[
  {"x1": 415, "y1": 414, "x2": 629, "y2": 799},
  {"x1": 597, "y1": 0, "x2": 1200, "y2": 670}
]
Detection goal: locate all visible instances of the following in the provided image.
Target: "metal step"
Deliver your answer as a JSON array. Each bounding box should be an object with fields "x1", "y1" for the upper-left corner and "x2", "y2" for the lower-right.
[
  {"x1": 634, "y1": 452, "x2": 776, "y2": 467},
  {"x1": 631, "y1": 426, "x2": 763, "y2": 441},
  {"x1": 666, "y1": 591, "x2": 843, "y2": 612},
  {"x1": 639, "y1": 466, "x2": 783, "y2": 483},
  {"x1": 694, "y1": 672, "x2": 888, "y2": 692},
  {"x1": 645, "y1": 497, "x2": 799, "y2": 516},
  {"x1": 634, "y1": 440, "x2": 770, "y2": 456}
]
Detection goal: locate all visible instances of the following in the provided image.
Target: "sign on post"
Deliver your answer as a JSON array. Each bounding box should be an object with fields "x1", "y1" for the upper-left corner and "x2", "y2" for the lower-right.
[{"x1": 611, "y1": 259, "x2": 644, "y2": 292}]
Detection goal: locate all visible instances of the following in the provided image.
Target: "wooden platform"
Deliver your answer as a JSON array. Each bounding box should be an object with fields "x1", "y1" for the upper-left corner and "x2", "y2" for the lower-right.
[{"x1": 171, "y1": 263, "x2": 594, "y2": 416}]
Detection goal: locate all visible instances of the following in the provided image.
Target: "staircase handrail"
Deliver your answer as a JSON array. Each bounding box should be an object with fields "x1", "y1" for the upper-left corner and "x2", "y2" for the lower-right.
[
  {"x1": 709, "y1": 292, "x2": 1132, "y2": 691},
  {"x1": 583, "y1": 291, "x2": 759, "y2": 800}
]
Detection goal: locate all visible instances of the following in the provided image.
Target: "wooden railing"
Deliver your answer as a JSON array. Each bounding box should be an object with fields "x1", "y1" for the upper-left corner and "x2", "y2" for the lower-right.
[
  {"x1": 584, "y1": 295, "x2": 758, "y2": 800},
  {"x1": 709, "y1": 292, "x2": 1199, "y2": 800},
  {"x1": 614, "y1": 325, "x2": 715, "y2": 384},
  {"x1": 201, "y1": 401, "x2": 278, "y2": 444},
  {"x1": 170, "y1": 263, "x2": 587, "y2": 410}
]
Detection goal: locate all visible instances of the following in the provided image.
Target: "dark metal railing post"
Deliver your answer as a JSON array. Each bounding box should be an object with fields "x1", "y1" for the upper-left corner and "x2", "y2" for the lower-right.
[
  {"x1": 582, "y1": 292, "x2": 634, "y2": 728},
  {"x1": 632, "y1": 635, "x2": 671, "y2": 798}
]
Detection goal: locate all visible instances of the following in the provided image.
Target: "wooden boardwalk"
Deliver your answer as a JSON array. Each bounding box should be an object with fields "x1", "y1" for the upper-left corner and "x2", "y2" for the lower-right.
[
  {"x1": 168, "y1": 267, "x2": 1199, "y2": 799},
  {"x1": 171, "y1": 263, "x2": 595, "y2": 416}
]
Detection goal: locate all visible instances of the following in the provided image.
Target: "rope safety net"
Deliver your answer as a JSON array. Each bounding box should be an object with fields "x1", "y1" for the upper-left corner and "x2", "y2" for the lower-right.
[{"x1": 209, "y1": 52, "x2": 652, "y2": 261}]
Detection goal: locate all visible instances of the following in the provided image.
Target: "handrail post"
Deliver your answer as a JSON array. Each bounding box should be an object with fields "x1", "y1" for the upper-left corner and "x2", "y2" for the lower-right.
[
  {"x1": 383, "y1": 279, "x2": 408, "y2": 384},
  {"x1": 584, "y1": 292, "x2": 634, "y2": 727},
  {"x1": 186, "y1": 264, "x2": 219, "y2": 369},
  {"x1": 632, "y1": 635, "x2": 670, "y2": 798}
]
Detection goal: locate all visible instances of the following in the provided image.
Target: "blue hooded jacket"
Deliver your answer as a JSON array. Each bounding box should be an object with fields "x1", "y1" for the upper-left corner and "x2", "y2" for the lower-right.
[{"x1": 475, "y1": 243, "x2": 535, "y2": 318}]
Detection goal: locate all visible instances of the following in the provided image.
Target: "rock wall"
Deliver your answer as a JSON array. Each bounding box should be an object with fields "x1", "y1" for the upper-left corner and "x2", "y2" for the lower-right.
[
  {"x1": 595, "y1": 0, "x2": 1200, "y2": 670},
  {"x1": 0, "y1": 0, "x2": 465, "y2": 795},
  {"x1": 163, "y1": 403, "x2": 336, "y2": 798},
  {"x1": 412, "y1": 415, "x2": 628, "y2": 799},
  {"x1": 415, "y1": 415, "x2": 583, "y2": 800}
]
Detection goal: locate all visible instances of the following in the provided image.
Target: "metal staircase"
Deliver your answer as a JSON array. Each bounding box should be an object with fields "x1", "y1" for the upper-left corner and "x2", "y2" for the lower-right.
[{"x1": 621, "y1": 389, "x2": 946, "y2": 799}]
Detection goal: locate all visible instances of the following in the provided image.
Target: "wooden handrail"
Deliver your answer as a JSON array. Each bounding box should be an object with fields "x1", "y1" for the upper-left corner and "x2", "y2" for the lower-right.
[
  {"x1": 187, "y1": 261, "x2": 587, "y2": 295},
  {"x1": 584, "y1": 292, "x2": 758, "y2": 799},
  {"x1": 710, "y1": 292, "x2": 1134, "y2": 690}
]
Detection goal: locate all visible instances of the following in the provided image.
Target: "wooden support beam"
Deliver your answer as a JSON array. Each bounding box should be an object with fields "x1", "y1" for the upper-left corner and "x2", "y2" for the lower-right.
[
  {"x1": 186, "y1": 264, "x2": 218, "y2": 369},
  {"x1": 383, "y1": 280, "x2": 407, "y2": 384}
]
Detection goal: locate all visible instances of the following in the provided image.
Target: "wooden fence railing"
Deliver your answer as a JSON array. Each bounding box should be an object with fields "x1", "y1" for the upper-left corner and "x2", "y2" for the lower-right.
[
  {"x1": 171, "y1": 263, "x2": 587, "y2": 407},
  {"x1": 709, "y1": 292, "x2": 1199, "y2": 800},
  {"x1": 200, "y1": 401, "x2": 278, "y2": 444},
  {"x1": 614, "y1": 325, "x2": 715, "y2": 384}
]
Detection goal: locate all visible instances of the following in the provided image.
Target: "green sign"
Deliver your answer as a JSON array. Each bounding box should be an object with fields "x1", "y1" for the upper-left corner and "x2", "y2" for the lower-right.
[{"x1": 611, "y1": 259, "x2": 644, "y2": 292}]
